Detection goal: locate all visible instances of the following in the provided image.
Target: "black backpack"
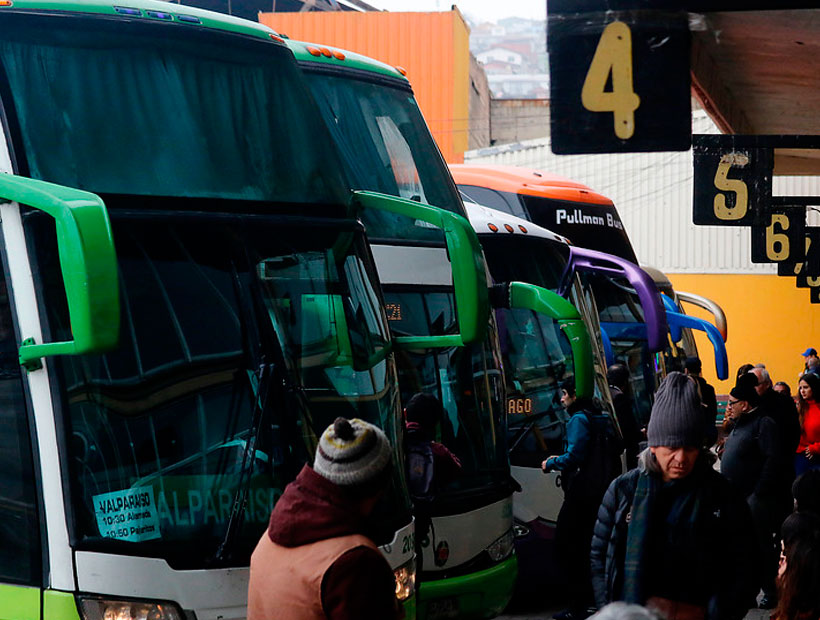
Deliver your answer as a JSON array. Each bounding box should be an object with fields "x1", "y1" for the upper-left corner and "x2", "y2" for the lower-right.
[
  {"x1": 407, "y1": 439, "x2": 436, "y2": 504},
  {"x1": 564, "y1": 412, "x2": 623, "y2": 503}
]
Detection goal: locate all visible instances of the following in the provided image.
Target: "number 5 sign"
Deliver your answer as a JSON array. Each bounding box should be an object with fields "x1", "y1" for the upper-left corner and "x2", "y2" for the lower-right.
[
  {"x1": 548, "y1": 10, "x2": 691, "y2": 154},
  {"x1": 692, "y1": 137, "x2": 772, "y2": 226}
]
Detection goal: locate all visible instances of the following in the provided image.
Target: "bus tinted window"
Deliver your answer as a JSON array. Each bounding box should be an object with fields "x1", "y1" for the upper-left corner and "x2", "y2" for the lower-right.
[
  {"x1": 479, "y1": 235, "x2": 569, "y2": 291},
  {"x1": 28, "y1": 209, "x2": 407, "y2": 568},
  {"x1": 0, "y1": 16, "x2": 347, "y2": 204},
  {"x1": 303, "y1": 71, "x2": 464, "y2": 241}
]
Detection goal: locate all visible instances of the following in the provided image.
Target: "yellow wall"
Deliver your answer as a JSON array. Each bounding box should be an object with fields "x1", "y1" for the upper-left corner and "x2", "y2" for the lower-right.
[{"x1": 667, "y1": 273, "x2": 820, "y2": 394}]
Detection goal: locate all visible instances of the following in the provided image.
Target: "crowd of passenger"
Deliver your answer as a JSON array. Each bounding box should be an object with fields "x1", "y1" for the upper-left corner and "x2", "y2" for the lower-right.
[
  {"x1": 246, "y1": 349, "x2": 820, "y2": 620},
  {"x1": 547, "y1": 349, "x2": 820, "y2": 620}
]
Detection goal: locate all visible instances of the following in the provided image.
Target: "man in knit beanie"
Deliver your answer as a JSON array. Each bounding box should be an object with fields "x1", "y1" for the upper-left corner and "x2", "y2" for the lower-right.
[
  {"x1": 248, "y1": 417, "x2": 400, "y2": 620},
  {"x1": 591, "y1": 372, "x2": 759, "y2": 620}
]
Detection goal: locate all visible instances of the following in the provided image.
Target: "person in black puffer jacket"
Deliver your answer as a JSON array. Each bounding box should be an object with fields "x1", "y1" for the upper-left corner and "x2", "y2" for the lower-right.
[
  {"x1": 590, "y1": 372, "x2": 759, "y2": 620},
  {"x1": 721, "y1": 372, "x2": 784, "y2": 609}
]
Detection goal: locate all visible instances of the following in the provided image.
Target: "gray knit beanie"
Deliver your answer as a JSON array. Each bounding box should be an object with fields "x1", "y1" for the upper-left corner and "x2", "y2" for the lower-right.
[
  {"x1": 647, "y1": 371, "x2": 704, "y2": 448},
  {"x1": 314, "y1": 417, "x2": 392, "y2": 486}
]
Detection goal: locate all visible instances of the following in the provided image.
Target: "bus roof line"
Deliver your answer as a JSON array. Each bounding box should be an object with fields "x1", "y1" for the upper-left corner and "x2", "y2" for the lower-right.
[
  {"x1": 285, "y1": 39, "x2": 408, "y2": 81},
  {"x1": 2, "y1": 0, "x2": 284, "y2": 43}
]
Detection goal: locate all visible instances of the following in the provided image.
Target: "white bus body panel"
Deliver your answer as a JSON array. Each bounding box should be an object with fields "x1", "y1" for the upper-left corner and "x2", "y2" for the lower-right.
[
  {"x1": 420, "y1": 497, "x2": 512, "y2": 573},
  {"x1": 371, "y1": 245, "x2": 452, "y2": 286},
  {"x1": 76, "y1": 552, "x2": 248, "y2": 620},
  {"x1": 510, "y1": 465, "x2": 561, "y2": 525}
]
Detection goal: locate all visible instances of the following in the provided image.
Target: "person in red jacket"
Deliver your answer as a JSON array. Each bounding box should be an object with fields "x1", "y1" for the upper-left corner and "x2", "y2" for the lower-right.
[
  {"x1": 248, "y1": 417, "x2": 400, "y2": 620},
  {"x1": 795, "y1": 372, "x2": 820, "y2": 477}
]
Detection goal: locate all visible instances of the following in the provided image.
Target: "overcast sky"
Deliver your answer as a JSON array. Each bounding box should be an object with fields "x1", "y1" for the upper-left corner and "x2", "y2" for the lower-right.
[{"x1": 368, "y1": 0, "x2": 545, "y2": 23}]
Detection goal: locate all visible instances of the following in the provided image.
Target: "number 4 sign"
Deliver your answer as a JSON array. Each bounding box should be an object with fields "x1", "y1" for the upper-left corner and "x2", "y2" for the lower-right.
[{"x1": 548, "y1": 10, "x2": 691, "y2": 154}]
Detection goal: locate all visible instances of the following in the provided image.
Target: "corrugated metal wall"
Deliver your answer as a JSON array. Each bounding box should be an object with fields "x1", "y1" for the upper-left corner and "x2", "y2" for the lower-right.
[
  {"x1": 260, "y1": 10, "x2": 471, "y2": 163},
  {"x1": 464, "y1": 112, "x2": 820, "y2": 274}
]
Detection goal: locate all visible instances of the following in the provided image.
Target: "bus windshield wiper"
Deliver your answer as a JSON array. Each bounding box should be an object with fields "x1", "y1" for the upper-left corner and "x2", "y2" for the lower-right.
[
  {"x1": 211, "y1": 360, "x2": 274, "y2": 565},
  {"x1": 210, "y1": 262, "x2": 273, "y2": 566}
]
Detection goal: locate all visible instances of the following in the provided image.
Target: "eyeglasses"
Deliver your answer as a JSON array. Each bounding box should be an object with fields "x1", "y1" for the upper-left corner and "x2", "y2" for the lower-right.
[{"x1": 727, "y1": 399, "x2": 742, "y2": 407}]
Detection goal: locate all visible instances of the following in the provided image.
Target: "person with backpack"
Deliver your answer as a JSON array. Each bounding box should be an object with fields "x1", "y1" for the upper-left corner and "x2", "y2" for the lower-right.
[
  {"x1": 542, "y1": 378, "x2": 620, "y2": 620},
  {"x1": 403, "y1": 393, "x2": 461, "y2": 576},
  {"x1": 590, "y1": 372, "x2": 759, "y2": 620}
]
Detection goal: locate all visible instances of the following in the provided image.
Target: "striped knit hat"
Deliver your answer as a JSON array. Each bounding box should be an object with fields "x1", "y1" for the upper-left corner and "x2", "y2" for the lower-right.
[{"x1": 314, "y1": 417, "x2": 393, "y2": 487}]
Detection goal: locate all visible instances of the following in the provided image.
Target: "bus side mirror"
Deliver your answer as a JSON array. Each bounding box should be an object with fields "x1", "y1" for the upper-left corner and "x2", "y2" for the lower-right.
[
  {"x1": 351, "y1": 191, "x2": 489, "y2": 349},
  {"x1": 661, "y1": 294, "x2": 684, "y2": 343},
  {"x1": 559, "y1": 247, "x2": 667, "y2": 353},
  {"x1": 495, "y1": 281, "x2": 594, "y2": 400},
  {"x1": 665, "y1": 310, "x2": 729, "y2": 381},
  {"x1": 1, "y1": 175, "x2": 120, "y2": 371}
]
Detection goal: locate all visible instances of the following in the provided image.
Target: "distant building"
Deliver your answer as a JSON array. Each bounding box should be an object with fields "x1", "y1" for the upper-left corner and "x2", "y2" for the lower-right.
[
  {"x1": 487, "y1": 73, "x2": 549, "y2": 99},
  {"x1": 476, "y1": 47, "x2": 524, "y2": 67}
]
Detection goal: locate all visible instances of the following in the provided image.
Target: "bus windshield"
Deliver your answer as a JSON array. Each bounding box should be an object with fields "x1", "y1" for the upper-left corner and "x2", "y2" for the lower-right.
[
  {"x1": 0, "y1": 13, "x2": 347, "y2": 204},
  {"x1": 27, "y1": 208, "x2": 409, "y2": 569},
  {"x1": 478, "y1": 235, "x2": 614, "y2": 465},
  {"x1": 383, "y1": 288, "x2": 509, "y2": 502},
  {"x1": 302, "y1": 69, "x2": 465, "y2": 241}
]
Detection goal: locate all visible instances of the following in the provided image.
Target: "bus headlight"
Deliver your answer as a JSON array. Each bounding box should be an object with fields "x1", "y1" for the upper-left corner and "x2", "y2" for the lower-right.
[
  {"x1": 394, "y1": 557, "x2": 416, "y2": 601},
  {"x1": 77, "y1": 597, "x2": 184, "y2": 620},
  {"x1": 485, "y1": 528, "x2": 515, "y2": 562}
]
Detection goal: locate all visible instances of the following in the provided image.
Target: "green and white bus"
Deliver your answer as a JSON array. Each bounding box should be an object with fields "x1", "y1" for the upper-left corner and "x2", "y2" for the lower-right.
[
  {"x1": 0, "y1": 3, "x2": 492, "y2": 619},
  {"x1": 286, "y1": 40, "x2": 519, "y2": 618}
]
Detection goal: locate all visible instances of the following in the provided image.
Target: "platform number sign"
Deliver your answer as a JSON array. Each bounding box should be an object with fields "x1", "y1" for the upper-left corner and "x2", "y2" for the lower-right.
[
  {"x1": 580, "y1": 21, "x2": 640, "y2": 140},
  {"x1": 778, "y1": 230, "x2": 820, "y2": 279},
  {"x1": 794, "y1": 230, "x2": 820, "y2": 298},
  {"x1": 548, "y1": 10, "x2": 690, "y2": 154},
  {"x1": 693, "y1": 142, "x2": 772, "y2": 226},
  {"x1": 751, "y1": 207, "x2": 806, "y2": 264}
]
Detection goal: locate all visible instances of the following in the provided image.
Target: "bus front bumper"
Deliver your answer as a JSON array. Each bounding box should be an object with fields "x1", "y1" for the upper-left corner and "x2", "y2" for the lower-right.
[{"x1": 417, "y1": 555, "x2": 517, "y2": 619}]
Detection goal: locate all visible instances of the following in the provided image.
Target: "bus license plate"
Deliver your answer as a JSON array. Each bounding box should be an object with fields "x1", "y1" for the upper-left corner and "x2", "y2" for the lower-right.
[{"x1": 427, "y1": 597, "x2": 459, "y2": 619}]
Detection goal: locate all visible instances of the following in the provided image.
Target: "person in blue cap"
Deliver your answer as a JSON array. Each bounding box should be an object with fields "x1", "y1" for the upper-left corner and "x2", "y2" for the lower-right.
[{"x1": 802, "y1": 348, "x2": 819, "y2": 377}]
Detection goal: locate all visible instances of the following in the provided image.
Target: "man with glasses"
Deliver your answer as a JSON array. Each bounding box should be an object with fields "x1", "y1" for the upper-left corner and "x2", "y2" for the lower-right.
[{"x1": 721, "y1": 373, "x2": 784, "y2": 610}]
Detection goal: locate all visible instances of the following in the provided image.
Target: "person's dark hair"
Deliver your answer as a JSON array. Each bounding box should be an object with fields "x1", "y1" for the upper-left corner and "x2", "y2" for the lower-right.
[
  {"x1": 684, "y1": 356, "x2": 702, "y2": 375},
  {"x1": 730, "y1": 372, "x2": 759, "y2": 407},
  {"x1": 560, "y1": 377, "x2": 576, "y2": 398},
  {"x1": 405, "y1": 392, "x2": 443, "y2": 433},
  {"x1": 776, "y1": 512, "x2": 820, "y2": 620},
  {"x1": 793, "y1": 470, "x2": 820, "y2": 516},
  {"x1": 736, "y1": 363, "x2": 754, "y2": 380},
  {"x1": 775, "y1": 381, "x2": 792, "y2": 398},
  {"x1": 607, "y1": 363, "x2": 630, "y2": 391},
  {"x1": 797, "y1": 372, "x2": 820, "y2": 427}
]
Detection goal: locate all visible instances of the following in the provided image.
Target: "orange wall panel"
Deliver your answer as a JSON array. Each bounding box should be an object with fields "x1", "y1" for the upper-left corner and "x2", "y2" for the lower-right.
[
  {"x1": 667, "y1": 273, "x2": 820, "y2": 395},
  {"x1": 258, "y1": 11, "x2": 470, "y2": 163}
]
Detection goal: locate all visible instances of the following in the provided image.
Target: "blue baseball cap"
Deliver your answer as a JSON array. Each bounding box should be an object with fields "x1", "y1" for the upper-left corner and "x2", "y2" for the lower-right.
[{"x1": 803, "y1": 348, "x2": 817, "y2": 357}]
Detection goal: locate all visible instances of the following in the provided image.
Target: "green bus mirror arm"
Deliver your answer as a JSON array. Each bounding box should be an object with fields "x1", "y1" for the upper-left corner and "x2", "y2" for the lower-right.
[
  {"x1": 0, "y1": 175, "x2": 120, "y2": 371},
  {"x1": 351, "y1": 191, "x2": 489, "y2": 348},
  {"x1": 501, "y1": 282, "x2": 595, "y2": 400}
]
